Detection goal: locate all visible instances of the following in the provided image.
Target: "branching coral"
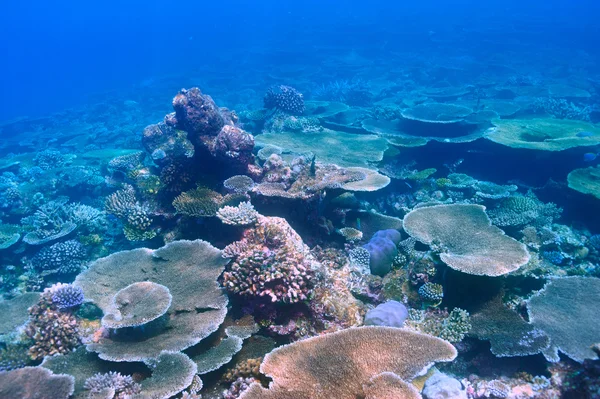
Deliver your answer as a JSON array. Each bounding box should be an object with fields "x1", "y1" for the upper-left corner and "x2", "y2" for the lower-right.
[
  {"x1": 527, "y1": 276, "x2": 600, "y2": 363},
  {"x1": 105, "y1": 184, "x2": 156, "y2": 241},
  {"x1": 30, "y1": 240, "x2": 86, "y2": 276},
  {"x1": 222, "y1": 216, "x2": 315, "y2": 303},
  {"x1": 487, "y1": 193, "x2": 562, "y2": 228},
  {"x1": 264, "y1": 85, "x2": 305, "y2": 115},
  {"x1": 406, "y1": 308, "x2": 471, "y2": 343},
  {"x1": 25, "y1": 289, "x2": 80, "y2": 360}
]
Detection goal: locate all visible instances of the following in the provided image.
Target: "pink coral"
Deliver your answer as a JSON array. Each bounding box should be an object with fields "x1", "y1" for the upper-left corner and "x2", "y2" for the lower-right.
[{"x1": 222, "y1": 216, "x2": 315, "y2": 303}]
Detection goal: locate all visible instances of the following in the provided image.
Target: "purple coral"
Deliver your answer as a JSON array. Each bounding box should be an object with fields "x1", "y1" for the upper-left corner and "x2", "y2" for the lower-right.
[
  {"x1": 49, "y1": 283, "x2": 84, "y2": 310},
  {"x1": 264, "y1": 85, "x2": 305, "y2": 115}
]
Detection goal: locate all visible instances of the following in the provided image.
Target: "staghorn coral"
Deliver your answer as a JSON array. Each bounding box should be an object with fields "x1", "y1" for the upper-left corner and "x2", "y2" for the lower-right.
[
  {"x1": 403, "y1": 204, "x2": 530, "y2": 276},
  {"x1": 264, "y1": 85, "x2": 305, "y2": 115},
  {"x1": 84, "y1": 371, "x2": 141, "y2": 399},
  {"x1": 74, "y1": 240, "x2": 228, "y2": 362},
  {"x1": 30, "y1": 240, "x2": 87, "y2": 276},
  {"x1": 173, "y1": 186, "x2": 223, "y2": 217},
  {"x1": 217, "y1": 202, "x2": 259, "y2": 226},
  {"x1": 239, "y1": 326, "x2": 456, "y2": 399},
  {"x1": 0, "y1": 367, "x2": 75, "y2": 399},
  {"x1": 25, "y1": 290, "x2": 80, "y2": 360},
  {"x1": 527, "y1": 276, "x2": 600, "y2": 363},
  {"x1": 222, "y1": 216, "x2": 315, "y2": 303}
]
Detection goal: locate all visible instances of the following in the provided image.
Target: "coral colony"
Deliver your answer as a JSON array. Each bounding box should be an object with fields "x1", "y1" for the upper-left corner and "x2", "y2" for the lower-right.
[{"x1": 0, "y1": 52, "x2": 600, "y2": 399}]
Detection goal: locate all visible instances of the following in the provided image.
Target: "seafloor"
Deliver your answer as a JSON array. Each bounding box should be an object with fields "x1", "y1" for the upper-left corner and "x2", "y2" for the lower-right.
[{"x1": 0, "y1": 32, "x2": 599, "y2": 399}]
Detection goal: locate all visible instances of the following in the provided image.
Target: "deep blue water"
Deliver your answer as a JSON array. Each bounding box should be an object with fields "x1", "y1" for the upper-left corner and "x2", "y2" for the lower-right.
[{"x1": 1, "y1": 0, "x2": 599, "y2": 121}]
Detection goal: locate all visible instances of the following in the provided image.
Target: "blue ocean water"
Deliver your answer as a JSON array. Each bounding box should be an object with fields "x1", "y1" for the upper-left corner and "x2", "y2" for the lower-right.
[{"x1": 0, "y1": 0, "x2": 600, "y2": 398}]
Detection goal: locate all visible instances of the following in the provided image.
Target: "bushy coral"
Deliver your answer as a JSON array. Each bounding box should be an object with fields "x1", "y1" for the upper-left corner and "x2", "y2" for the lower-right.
[
  {"x1": 488, "y1": 193, "x2": 562, "y2": 228},
  {"x1": 84, "y1": 372, "x2": 141, "y2": 399},
  {"x1": 418, "y1": 282, "x2": 444, "y2": 304},
  {"x1": 49, "y1": 283, "x2": 84, "y2": 310},
  {"x1": 21, "y1": 199, "x2": 78, "y2": 245},
  {"x1": 34, "y1": 150, "x2": 65, "y2": 170},
  {"x1": 30, "y1": 240, "x2": 86, "y2": 276},
  {"x1": 0, "y1": 345, "x2": 30, "y2": 372},
  {"x1": 105, "y1": 184, "x2": 155, "y2": 241},
  {"x1": 263, "y1": 85, "x2": 305, "y2": 115},
  {"x1": 25, "y1": 291, "x2": 80, "y2": 360},
  {"x1": 222, "y1": 216, "x2": 315, "y2": 303}
]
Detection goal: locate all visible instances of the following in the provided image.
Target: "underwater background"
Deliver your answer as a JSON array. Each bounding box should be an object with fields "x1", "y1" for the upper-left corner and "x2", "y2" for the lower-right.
[{"x1": 1, "y1": 0, "x2": 600, "y2": 398}]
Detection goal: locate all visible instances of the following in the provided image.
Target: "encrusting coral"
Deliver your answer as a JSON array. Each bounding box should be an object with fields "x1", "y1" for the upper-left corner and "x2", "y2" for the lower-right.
[{"x1": 239, "y1": 326, "x2": 457, "y2": 399}]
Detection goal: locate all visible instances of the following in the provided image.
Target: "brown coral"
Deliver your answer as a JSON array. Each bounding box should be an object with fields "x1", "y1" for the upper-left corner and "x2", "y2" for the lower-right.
[{"x1": 25, "y1": 291, "x2": 80, "y2": 361}]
